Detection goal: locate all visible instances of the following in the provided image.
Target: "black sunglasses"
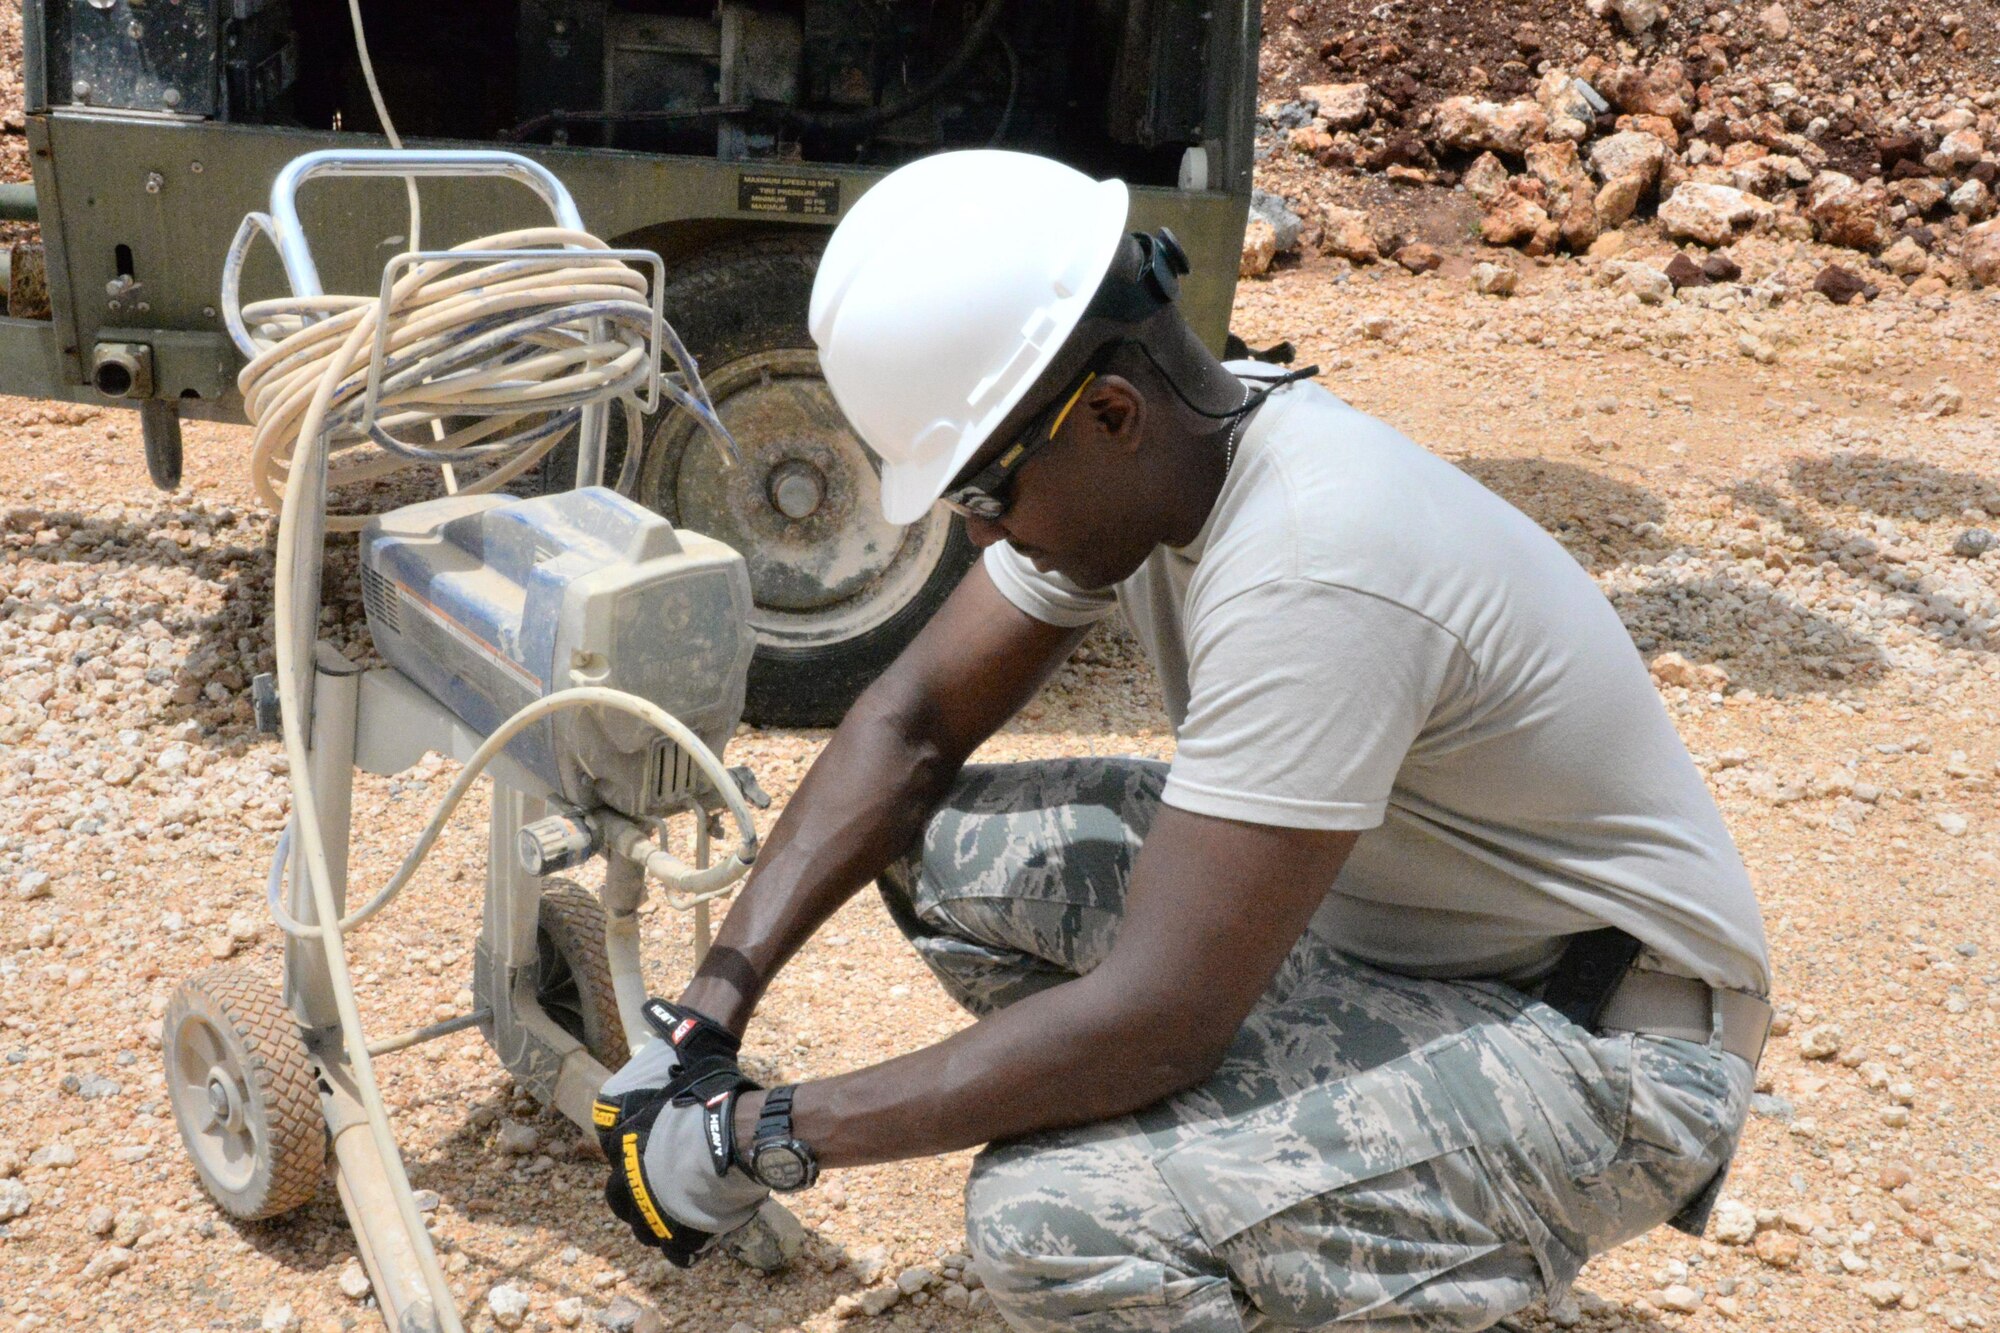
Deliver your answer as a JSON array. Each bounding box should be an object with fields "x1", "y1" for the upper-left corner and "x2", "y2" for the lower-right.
[{"x1": 938, "y1": 368, "x2": 1099, "y2": 521}]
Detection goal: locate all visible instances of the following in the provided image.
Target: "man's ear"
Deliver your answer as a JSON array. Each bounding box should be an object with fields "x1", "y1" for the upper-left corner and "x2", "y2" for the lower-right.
[{"x1": 1085, "y1": 376, "x2": 1145, "y2": 454}]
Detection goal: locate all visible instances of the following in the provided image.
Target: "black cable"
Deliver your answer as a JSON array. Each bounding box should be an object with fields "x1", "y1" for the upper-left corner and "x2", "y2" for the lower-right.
[
  {"x1": 985, "y1": 32, "x2": 1021, "y2": 147},
  {"x1": 1120, "y1": 338, "x2": 1318, "y2": 421},
  {"x1": 787, "y1": 0, "x2": 1011, "y2": 133}
]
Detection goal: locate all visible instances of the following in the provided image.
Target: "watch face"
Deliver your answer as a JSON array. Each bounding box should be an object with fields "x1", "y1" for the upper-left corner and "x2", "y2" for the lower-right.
[{"x1": 753, "y1": 1142, "x2": 810, "y2": 1191}]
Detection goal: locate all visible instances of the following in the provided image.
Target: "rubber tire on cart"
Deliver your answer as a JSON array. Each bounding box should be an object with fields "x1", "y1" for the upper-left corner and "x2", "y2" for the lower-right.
[
  {"x1": 162, "y1": 967, "x2": 325, "y2": 1221},
  {"x1": 629, "y1": 237, "x2": 978, "y2": 728},
  {"x1": 534, "y1": 881, "x2": 630, "y2": 1073}
]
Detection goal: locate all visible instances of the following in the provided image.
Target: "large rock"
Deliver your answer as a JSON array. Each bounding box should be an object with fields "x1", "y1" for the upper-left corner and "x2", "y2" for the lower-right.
[
  {"x1": 1926, "y1": 128, "x2": 1985, "y2": 173},
  {"x1": 1701, "y1": 252, "x2": 1743, "y2": 282},
  {"x1": 1526, "y1": 140, "x2": 1599, "y2": 250},
  {"x1": 1951, "y1": 178, "x2": 1995, "y2": 222},
  {"x1": 1559, "y1": 197, "x2": 1602, "y2": 250},
  {"x1": 1393, "y1": 242, "x2": 1444, "y2": 273},
  {"x1": 1598, "y1": 61, "x2": 1692, "y2": 125},
  {"x1": 1462, "y1": 152, "x2": 1512, "y2": 206},
  {"x1": 1533, "y1": 69, "x2": 1602, "y2": 141},
  {"x1": 1434, "y1": 97, "x2": 1548, "y2": 156},
  {"x1": 1318, "y1": 205, "x2": 1380, "y2": 263},
  {"x1": 1965, "y1": 219, "x2": 2000, "y2": 287},
  {"x1": 1621, "y1": 264, "x2": 1675, "y2": 304},
  {"x1": 1811, "y1": 264, "x2": 1876, "y2": 304},
  {"x1": 1594, "y1": 173, "x2": 1648, "y2": 228},
  {"x1": 1804, "y1": 172, "x2": 1892, "y2": 252},
  {"x1": 1664, "y1": 253, "x2": 1709, "y2": 288},
  {"x1": 1239, "y1": 217, "x2": 1277, "y2": 278},
  {"x1": 1588, "y1": 131, "x2": 1668, "y2": 189},
  {"x1": 1607, "y1": 0, "x2": 1664, "y2": 36},
  {"x1": 1526, "y1": 140, "x2": 1590, "y2": 206},
  {"x1": 1889, "y1": 177, "x2": 1950, "y2": 214},
  {"x1": 1287, "y1": 124, "x2": 1334, "y2": 156},
  {"x1": 1658, "y1": 183, "x2": 1773, "y2": 245},
  {"x1": 1728, "y1": 153, "x2": 1812, "y2": 198},
  {"x1": 1470, "y1": 262, "x2": 1518, "y2": 295},
  {"x1": 1481, "y1": 193, "x2": 1552, "y2": 248},
  {"x1": 1249, "y1": 189, "x2": 1303, "y2": 252},
  {"x1": 1879, "y1": 235, "x2": 1931, "y2": 277},
  {"x1": 1299, "y1": 82, "x2": 1372, "y2": 131},
  {"x1": 1615, "y1": 112, "x2": 1680, "y2": 150}
]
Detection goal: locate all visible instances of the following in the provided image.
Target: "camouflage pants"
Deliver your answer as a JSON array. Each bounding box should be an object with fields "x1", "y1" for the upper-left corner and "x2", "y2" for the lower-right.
[{"x1": 878, "y1": 758, "x2": 1753, "y2": 1333}]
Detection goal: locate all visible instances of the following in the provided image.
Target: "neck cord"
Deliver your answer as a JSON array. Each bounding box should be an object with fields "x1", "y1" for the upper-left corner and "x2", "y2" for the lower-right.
[{"x1": 1222, "y1": 386, "x2": 1252, "y2": 475}]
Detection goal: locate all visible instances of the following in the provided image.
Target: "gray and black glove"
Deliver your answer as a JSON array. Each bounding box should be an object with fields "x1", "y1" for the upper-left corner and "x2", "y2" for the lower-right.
[{"x1": 593, "y1": 999, "x2": 769, "y2": 1267}]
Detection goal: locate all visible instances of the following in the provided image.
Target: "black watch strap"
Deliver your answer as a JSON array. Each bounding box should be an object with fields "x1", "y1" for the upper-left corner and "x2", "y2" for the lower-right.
[
  {"x1": 755, "y1": 1084, "x2": 797, "y2": 1144},
  {"x1": 743, "y1": 1084, "x2": 819, "y2": 1191}
]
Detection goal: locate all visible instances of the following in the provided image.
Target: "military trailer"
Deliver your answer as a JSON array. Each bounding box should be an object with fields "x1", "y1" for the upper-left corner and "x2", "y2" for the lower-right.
[{"x1": 7, "y1": 0, "x2": 1260, "y2": 725}]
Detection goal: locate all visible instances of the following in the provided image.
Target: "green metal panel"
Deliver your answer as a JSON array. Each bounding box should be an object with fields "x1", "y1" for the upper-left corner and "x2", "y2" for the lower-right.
[
  {"x1": 7, "y1": 107, "x2": 1249, "y2": 421},
  {"x1": 0, "y1": 317, "x2": 76, "y2": 403}
]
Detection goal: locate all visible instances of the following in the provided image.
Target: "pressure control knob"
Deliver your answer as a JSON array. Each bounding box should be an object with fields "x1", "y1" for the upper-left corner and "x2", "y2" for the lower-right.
[{"x1": 517, "y1": 812, "x2": 599, "y2": 877}]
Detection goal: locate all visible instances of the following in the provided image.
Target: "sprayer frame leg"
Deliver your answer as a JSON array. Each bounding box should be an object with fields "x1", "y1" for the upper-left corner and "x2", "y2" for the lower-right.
[{"x1": 286, "y1": 645, "x2": 462, "y2": 1331}]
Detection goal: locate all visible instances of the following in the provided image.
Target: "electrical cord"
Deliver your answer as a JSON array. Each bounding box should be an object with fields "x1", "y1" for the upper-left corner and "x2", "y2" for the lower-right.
[
  {"x1": 231, "y1": 8, "x2": 732, "y2": 526},
  {"x1": 263, "y1": 685, "x2": 760, "y2": 941},
  {"x1": 231, "y1": 227, "x2": 728, "y2": 529},
  {"x1": 347, "y1": 0, "x2": 420, "y2": 248}
]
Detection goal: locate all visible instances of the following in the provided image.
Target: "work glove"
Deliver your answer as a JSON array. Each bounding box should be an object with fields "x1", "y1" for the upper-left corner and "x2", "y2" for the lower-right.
[{"x1": 593, "y1": 999, "x2": 769, "y2": 1267}]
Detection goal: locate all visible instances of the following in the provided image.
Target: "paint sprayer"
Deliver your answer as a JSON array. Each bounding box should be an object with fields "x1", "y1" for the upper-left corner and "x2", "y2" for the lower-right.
[{"x1": 159, "y1": 150, "x2": 800, "y2": 1332}]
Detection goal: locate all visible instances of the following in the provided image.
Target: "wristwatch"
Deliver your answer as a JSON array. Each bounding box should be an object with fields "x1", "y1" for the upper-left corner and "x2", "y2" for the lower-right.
[{"x1": 740, "y1": 1085, "x2": 819, "y2": 1192}]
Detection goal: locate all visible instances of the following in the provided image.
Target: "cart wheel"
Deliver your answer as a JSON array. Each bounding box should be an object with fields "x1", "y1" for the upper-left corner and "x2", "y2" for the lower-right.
[
  {"x1": 536, "y1": 881, "x2": 630, "y2": 1072},
  {"x1": 162, "y1": 967, "x2": 325, "y2": 1220}
]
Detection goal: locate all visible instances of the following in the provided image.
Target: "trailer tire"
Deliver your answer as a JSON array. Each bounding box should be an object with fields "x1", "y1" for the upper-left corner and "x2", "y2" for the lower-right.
[{"x1": 627, "y1": 238, "x2": 978, "y2": 728}]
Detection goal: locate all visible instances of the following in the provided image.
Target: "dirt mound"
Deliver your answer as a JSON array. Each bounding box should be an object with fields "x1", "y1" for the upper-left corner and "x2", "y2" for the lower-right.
[
  {"x1": 1260, "y1": 0, "x2": 1998, "y2": 154},
  {"x1": 1250, "y1": 0, "x2": 2000, "y2": 287}
]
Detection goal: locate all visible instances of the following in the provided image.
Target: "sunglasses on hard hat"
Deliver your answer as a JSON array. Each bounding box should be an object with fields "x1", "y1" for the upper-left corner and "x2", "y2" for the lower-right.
[{"x1": 938, "y1": 369, "x2": 1100, "y2": 521}]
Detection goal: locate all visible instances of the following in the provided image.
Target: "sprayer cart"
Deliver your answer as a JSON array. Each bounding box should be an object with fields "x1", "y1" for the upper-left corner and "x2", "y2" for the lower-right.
[{"x1": 159, "y1": 149, "x2": 798, "y2": 1333}]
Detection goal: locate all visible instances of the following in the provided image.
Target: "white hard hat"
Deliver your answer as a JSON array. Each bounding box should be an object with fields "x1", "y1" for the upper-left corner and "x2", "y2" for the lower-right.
[{"x1": 809, "y1": 150, "x2": 1130, "y2": 525}]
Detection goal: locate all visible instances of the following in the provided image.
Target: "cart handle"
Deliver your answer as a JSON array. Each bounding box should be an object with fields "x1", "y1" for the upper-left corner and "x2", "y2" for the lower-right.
[{"x1": 267, "y1": 149, "x2": 588, "y2": 298}]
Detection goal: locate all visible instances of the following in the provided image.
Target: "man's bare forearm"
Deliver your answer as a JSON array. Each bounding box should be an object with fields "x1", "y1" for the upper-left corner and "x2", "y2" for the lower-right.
[
  {"x1": 679, "y1": 698, "x2": 961, "y2": 1033},
  {"x1": 732, "y1": 962, "x2": 1216, "y2": 1168}
]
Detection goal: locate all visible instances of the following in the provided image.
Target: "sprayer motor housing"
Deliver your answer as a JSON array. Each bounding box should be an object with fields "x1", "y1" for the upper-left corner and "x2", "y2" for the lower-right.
[{"x1": 360, "y1": 486, "x2": 754, "y2": 817}]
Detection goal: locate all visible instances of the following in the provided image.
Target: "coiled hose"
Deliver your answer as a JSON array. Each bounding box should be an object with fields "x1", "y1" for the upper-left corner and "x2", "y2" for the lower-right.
[{"x1": 230, "y1": 226, "x2": 729, "y2": 530}]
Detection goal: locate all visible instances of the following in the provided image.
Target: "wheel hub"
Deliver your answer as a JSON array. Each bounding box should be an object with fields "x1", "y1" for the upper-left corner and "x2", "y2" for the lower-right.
[
  {"x1": 204, "y1": 1073, "x2": 245, "y2": 1132},
  {"x1": 639, "y1": 349, "x2": 955, "y2": 647},
  {"x1": 767, "y1": 460, "x2": 827, "y2": 520},
  {"x1": 167, "y1": 1013, "x2": 261, "y2": 1195}
]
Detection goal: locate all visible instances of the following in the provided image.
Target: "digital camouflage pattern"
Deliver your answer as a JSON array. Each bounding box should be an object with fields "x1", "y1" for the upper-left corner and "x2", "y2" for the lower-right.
[{"x1": 878, "y1": 758, "x2": 1754, "y2": 1332}]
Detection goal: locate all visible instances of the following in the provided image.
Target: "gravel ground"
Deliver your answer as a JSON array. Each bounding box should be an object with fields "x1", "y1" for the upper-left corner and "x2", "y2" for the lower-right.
[
  {"x1": 3, "y1": 254, "x2": 1996, "y2": 1332},
  {"x1": 2, "y1": 47, "x2": 2000, "y2": 1332}
]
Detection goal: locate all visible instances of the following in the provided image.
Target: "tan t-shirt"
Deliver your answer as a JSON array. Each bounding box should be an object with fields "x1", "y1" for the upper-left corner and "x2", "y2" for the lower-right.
[{"x1": 985, "y1": 367, "x2": 1770, "y2": 994}]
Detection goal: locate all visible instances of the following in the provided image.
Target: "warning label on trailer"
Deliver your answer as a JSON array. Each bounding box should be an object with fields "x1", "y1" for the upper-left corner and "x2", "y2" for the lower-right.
[{"x1": 738, "y1": 173, "x2": 841, "y2": 217}]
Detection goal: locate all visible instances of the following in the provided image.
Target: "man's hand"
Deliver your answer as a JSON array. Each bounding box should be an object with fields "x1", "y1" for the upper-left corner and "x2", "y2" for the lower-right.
[{"x1": 593, "y1": 1000, "x2": 770, "y2": 1266}]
